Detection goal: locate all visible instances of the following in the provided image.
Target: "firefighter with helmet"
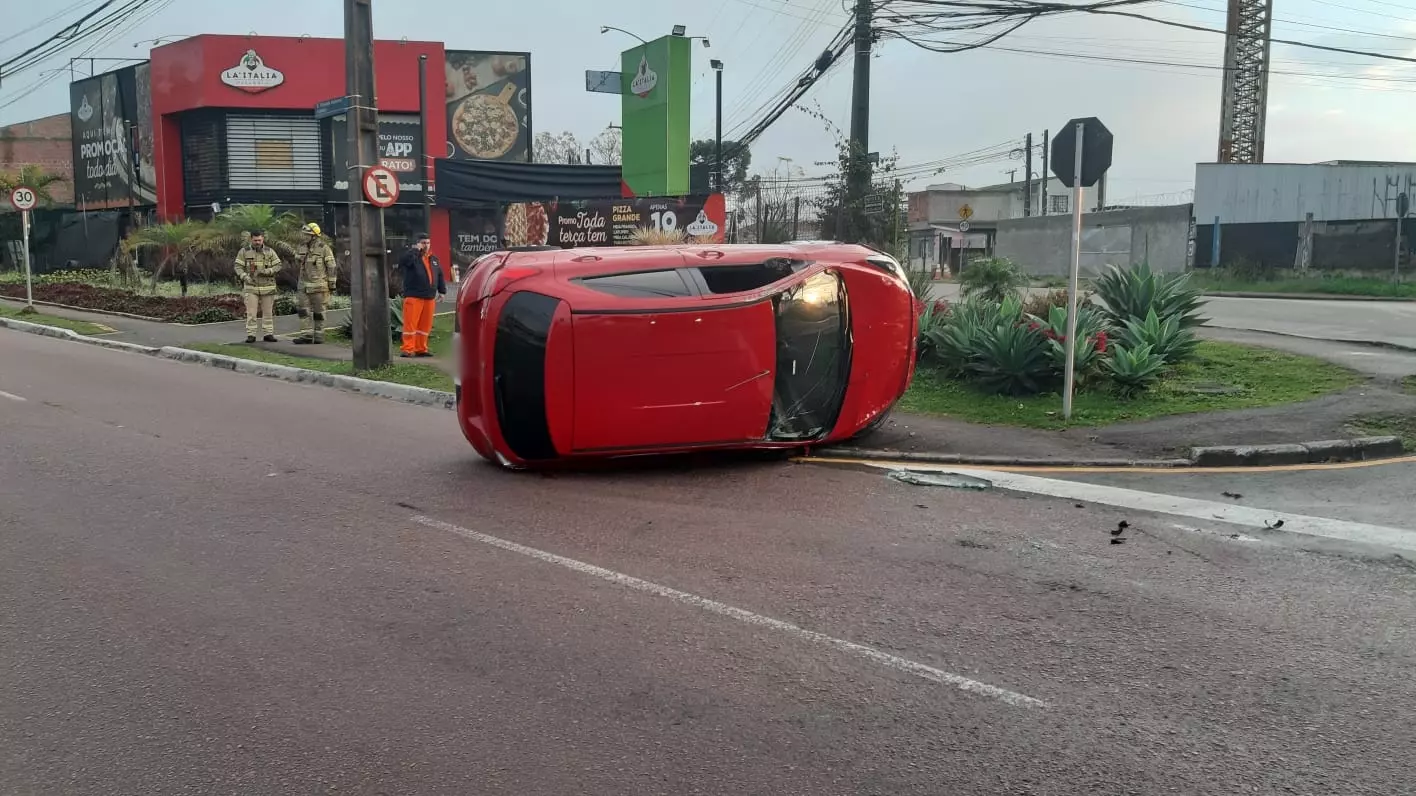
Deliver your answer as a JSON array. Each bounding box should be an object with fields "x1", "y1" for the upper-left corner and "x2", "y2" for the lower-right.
[{"x1": 293, "y1": 222, "x2": 339, "y2": 344}]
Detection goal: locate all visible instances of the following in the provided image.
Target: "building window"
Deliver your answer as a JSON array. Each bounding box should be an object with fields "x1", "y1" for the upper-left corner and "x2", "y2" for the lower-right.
[
  {"x1": 1048, "y1": 194, "x2": 1068, "y2": 214},
  {"x1": 226, "y1": 115, "x2": 321, "y2": 191}
]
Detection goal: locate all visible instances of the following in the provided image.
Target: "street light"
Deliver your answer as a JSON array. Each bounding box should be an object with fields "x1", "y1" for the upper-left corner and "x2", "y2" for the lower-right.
[
  {"x1": 600, "y1": 25, "x2": 647, "y2": 44},
  {"x1": 711, "y1": 59, "x2": 724, "y2": 194}
]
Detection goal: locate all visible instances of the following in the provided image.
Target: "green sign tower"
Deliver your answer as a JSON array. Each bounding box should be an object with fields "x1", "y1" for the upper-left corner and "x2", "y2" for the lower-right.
[{"x1": 620, "y1": 35, "x2": 692, "y2": 197}]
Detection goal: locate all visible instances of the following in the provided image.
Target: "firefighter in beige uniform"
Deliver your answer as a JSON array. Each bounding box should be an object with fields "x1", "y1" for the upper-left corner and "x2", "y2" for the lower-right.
[
  {"x1": 235, "y1": 230, "x2": 283, "y2": 343},
  {"x1": 293, "y1": 223, "x2": 338, "y2": 344}
]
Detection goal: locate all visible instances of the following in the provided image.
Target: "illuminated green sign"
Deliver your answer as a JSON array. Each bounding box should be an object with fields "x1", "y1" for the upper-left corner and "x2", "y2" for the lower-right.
[{"x1": 620, "y1": 35, "x2": 691, "y2": 197}]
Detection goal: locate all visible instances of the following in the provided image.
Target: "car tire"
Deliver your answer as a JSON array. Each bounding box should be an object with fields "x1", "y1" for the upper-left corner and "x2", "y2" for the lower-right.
[{"x1": 848, "y1": 407, "x2": 894, "y2": 442}]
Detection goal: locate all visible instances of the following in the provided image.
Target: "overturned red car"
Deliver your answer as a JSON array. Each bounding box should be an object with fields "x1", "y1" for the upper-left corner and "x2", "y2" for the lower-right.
[{"x1": 452, "y1": 242, "x2": 919, "y2": 468}]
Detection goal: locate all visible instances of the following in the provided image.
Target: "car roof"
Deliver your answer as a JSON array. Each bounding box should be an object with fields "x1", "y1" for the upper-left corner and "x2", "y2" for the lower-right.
[{"x1": 499, "y1": 242, "x2": 884, "y2": 279}]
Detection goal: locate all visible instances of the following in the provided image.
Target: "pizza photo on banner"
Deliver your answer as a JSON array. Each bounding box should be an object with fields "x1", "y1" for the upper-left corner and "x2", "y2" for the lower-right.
[
  {"x1": 444, "y1": 51, "x2": 532, "y2": 163},
  {"x1": 499, "y1": 194, "x2": 727, "y2": 248}
]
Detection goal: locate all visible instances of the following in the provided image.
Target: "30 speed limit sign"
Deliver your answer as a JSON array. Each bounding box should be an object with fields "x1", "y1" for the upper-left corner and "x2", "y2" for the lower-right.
[{"x1": 10, "y1": 186, "x2": 37, "y2": 211}]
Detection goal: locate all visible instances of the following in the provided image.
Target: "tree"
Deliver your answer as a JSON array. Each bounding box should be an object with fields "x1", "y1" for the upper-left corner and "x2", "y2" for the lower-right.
[
  {"x1": 814, "y1": 142, "x2": 905, "y2": 251},
  {"x1": 533, "y1": 131, "x2": 584, "y2": 164},
  {"x1": 690, "y1": 139, "x2": 751, "y2": 196},
  {"x1": 0, "y1": 165, "x2": 68, "y2": 207},
  {"x1": 123, "y1": 220, "x2": 205, "y2": 287},
  {"x1": 588, "y1": 127, "x2": 622, "y2": 165}
]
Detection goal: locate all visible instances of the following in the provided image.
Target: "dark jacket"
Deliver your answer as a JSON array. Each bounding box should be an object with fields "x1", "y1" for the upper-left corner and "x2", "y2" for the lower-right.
[{"x1": 397, "y1": 248, "x2": 447, "y2": 299}]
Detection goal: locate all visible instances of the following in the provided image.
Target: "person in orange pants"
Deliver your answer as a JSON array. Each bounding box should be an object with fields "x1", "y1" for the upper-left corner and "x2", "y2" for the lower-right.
[{"x1": 395, "y1": 233, "x2": 446, "y2": 358}]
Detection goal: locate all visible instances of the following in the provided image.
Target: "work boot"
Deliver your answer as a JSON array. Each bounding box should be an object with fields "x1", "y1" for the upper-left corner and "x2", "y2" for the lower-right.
[
  {"x1": 312, "y1": 335, "x2": 324, "y2": 344},
  {"x1": 245, "y1": 335, "x2": 256, "y2": 343},
  {"x1": 263, "y1": 334, "x2": 278, "y2": 343},
  {"x1": 294, "y1": 336, "x2": 313, "y2": 345},
  {"x1": 414, "y1": 352, "x2": 433, "y2": 358}
]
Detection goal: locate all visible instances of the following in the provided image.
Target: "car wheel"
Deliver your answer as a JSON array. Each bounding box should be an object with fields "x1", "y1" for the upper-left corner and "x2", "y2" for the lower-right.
[{"x1": 849, "y1": 408, "x2": 894, "y2": 442}]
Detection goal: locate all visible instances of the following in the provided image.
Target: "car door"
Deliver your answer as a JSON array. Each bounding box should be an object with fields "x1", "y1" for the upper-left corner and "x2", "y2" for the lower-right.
[{"x1": 569, "y1": 269, "x2": 777, "y2": 452}]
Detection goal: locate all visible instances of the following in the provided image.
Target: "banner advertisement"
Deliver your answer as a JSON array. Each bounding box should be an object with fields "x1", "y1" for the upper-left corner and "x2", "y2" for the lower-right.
[
  {"x1": 448, "y1": 208, "x2": 504, "y2": 273},
  {"x1": 69, "y1": 65, "x2": 156, "y2": 209},
  {"x1": 329, "y1": 113, "x2": 424, "y2": 198},
  {"x1": 444, "y1": 51, "x2": 532, "y2": 163},
  {"x1": 502, "y1": 194, "x2": 727, "y2": 248}
]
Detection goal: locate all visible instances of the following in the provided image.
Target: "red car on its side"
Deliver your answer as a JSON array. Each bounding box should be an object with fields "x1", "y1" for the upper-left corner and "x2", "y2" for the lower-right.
[{"x1": 452, "y1": 242, "x2": 919, "y2": 469}]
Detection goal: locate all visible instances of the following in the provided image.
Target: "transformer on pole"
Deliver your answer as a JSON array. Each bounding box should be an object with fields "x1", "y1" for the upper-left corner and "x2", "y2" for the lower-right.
[{"x1": 1216, "y1": 0, "x2": 1274, "y2": 163}]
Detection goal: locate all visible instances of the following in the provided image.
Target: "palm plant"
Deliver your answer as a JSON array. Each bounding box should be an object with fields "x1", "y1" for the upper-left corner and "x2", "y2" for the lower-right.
[
  {"x1": 123, "y1": 220, "x2": 205, "y2": 287},
  {"x1": 197, "y1": 204, "x2": 306, "y2": 259},
  {"x1": 0, "y1": 165, "x2": 68, "y2": 207},
  {"x1": 959, "y1": 256, "x2": 1028, "y2": 303}
]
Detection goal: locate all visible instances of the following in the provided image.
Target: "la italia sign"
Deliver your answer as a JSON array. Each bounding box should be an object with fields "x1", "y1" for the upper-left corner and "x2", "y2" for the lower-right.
[{"x1": 220, "y1": 49, "x2": 284, "y2": 94}]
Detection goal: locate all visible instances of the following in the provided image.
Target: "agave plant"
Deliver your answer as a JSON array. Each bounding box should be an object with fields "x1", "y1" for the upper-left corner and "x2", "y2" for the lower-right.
[
  {"x1": 965, "y1": 321, "x2": 1055, "y2": 396},
  {"x1": 1027, "y1": 304, "x2": 1109, "y2": 382},
  {"x1": 921, "y1": 296, "x2": 1011, "y2": 374},
  {"x1": 627, "y1": 226, "x2": 688, "y2": 246},
  {"x1": 1115, "y1": 308, "x2": 1199, "y2": 366},
  {"x1": 1093, "y1": 261, "x2": 1207, "y2": 329},
  {"x1": 1104, "y1": 342, "x2": 1168, "y2": 397}
]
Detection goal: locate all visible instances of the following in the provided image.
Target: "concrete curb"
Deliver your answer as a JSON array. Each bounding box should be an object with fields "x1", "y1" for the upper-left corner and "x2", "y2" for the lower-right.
[
  {"x1": 1, "y1": 316, "x2": 455, "y2": 411},
  {"x1": 1190, "y1": 437, "x2": 1405, "y2": 466},
  {"x1": 836, "y1": 436, "x2": 1407, "y2": 468},
  {"x1": 826, "y1": 449, "x2": 1193, "y2": 468},
  {"x1": 1200, "y1": 324, "x2": 1416, "y2": 355},
  {"x1": 1202, "y1": 291, "x2": 1416, "y2": 303}
]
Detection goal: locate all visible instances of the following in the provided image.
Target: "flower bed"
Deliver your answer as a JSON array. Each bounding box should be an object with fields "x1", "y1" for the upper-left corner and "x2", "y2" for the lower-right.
[{"x1": 0, "y1": 283, "x2": 245, "y2": 324}]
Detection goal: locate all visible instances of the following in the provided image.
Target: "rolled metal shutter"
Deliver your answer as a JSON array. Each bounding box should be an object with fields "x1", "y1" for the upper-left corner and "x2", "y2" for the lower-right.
[{"x1": 226, "y1": 114, "x2": 321, "y2": 191}]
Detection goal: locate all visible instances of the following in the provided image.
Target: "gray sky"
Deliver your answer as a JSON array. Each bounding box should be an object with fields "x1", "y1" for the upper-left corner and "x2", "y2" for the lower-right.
[{"x1": 3, "y1": 0, "x2": 1414, "y2": 200}]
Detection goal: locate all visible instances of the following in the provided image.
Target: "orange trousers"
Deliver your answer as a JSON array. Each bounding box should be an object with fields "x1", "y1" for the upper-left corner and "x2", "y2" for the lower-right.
[{"x1": 401, "y1": 297, "x2": 436, "y2": 355}]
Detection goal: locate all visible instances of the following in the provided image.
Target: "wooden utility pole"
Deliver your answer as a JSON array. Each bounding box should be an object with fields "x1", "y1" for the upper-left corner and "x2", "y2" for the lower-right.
[{"x1": 345, "y1": 0, "x2": 391, "y2": 370}]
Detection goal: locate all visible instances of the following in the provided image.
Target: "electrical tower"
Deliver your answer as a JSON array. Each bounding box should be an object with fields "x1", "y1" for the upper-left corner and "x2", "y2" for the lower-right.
[{"x1": 1216, "y1": 0, "x2": 1274, "y2": 163}]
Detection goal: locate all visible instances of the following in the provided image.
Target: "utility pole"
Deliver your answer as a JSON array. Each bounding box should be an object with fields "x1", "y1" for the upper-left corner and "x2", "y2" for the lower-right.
[
  {"x1": 345, "y1": 0, "x2": 391, "y2": 370},
  {"x1": 847, "y1": 0, "x2": 873, "y2": 222},
  {"x1": 712, "y1": 60, "x2": 724, "y2": 193},
  {"x1": 418, "y1": 54, "x2": 432, "y2": 234},
  {"x1": 1023, "y1": 132, "x2": 1033, "y2": 217},
  {"x1": 1040, "y1": 128, "x2": 1050, "y2": 216}
]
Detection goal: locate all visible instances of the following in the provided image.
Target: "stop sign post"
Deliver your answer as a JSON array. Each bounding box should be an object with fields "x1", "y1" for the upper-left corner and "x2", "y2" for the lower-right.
[
  {"x1": 9, "y1": 187, "x2": 37, "y2": 309},
  {"x1": 1049, "y1": 117, "x2": 1114, "y2": 421}
]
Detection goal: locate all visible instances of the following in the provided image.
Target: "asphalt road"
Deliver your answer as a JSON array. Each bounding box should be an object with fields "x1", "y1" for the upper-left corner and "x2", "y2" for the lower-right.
[
  {"x1": 1046, "y1": 461, "x2": 1416, "y2": 533},
  {"x1": 3, "y1": 330, "x2": 1416, "y2": 795}
]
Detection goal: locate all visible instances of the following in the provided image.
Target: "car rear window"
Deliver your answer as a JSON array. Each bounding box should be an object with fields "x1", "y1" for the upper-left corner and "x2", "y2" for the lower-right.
[{"x1": 578, "y1": 269, "x2": 695, "y2": 298}]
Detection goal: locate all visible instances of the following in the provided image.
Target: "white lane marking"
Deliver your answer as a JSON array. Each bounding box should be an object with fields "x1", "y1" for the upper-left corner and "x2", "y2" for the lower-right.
[
  {"x1": 869, "y1": 464, "x2": 1416, "y2": 554},
  {"x1": 410, "y1": 514, "x2": 1045, "y2": 709},
  {"x1": 0, "y1": 389, "x2": 26, "y2": 402}
]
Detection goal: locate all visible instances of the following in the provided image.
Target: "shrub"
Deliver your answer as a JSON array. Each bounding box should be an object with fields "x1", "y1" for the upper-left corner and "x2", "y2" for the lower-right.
[
  {"x1": 1104, "y1": 343, "x2": 1167, "y2": 397},
  {"x1": 959, "y1": 256, "x2": 1028, "y2": 303},
  {"x1": 0, "y1": 283, "x2": 243, "y2": 323},
  {"x1": 966, "y1": 321, "x2": 1055, "y2": 396},
  {"x1": 1027, "y1": 305, "x2": 1109, "y2": 384},
  {"x1": 1093, "y1": 261, "x2": 1207, "y2": 328},
  {"x1": 184, "y1": 307, "x2": 238, "y2": 324},
  {"x1": 922, "y1": 296, "x2": 1020, "y2": 375},
  {"x1": 272, "y1": 294, "x2": 299, "y2": 317},
  {"x1": 1020, "y1": 287, "x2": 1096, "y2": 319},
  {"x1": 905, "y1": 263, "x2": 935, "y2": 299},
  {"x1": 1115, "y1": 308, "x2": 1198, "y2": 366}
]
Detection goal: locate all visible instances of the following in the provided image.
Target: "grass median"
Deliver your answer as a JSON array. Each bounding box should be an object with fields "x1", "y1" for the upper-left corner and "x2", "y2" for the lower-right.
[
  {"x1": 900, "y1": 340, "x2": 1362, "y2": 430},
  {"x1": 188, "y1": 343, "x2": 454, "y2": 393},
  {"x1": 1191, "y1": 274, "x2": 1416, "y2": 299},
  {"x1": 0, "y1": 303, "x2": 115, "y2": 336}
]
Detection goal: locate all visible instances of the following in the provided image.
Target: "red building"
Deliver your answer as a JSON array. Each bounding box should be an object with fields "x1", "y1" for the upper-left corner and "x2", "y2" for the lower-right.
[{"x1": 67, "y1": 34, "x2": 533, "y2": 271}]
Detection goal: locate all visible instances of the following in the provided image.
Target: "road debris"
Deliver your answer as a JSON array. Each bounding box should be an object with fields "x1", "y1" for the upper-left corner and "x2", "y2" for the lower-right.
[{"x1": 887, "y1": 470, "x2": 992, "y2": 490}]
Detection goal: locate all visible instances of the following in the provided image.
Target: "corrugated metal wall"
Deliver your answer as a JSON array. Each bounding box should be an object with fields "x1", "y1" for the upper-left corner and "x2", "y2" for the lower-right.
[{"x1": 1194, "y1": 163, "x2": 1416, "y2": 225}]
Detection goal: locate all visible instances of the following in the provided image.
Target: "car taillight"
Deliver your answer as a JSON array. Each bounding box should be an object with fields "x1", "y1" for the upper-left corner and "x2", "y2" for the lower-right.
[{"x1": 478, "y1": 266, "x2": 540, "y2": 300}]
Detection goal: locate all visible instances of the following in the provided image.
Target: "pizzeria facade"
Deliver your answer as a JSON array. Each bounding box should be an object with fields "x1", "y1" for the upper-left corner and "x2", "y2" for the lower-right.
[{"x1": 66, "y1": 33, "x2": 533, "y2": 267}]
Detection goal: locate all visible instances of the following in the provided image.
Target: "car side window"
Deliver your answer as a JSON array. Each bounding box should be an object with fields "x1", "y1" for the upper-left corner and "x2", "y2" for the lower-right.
[
  {"x1": 695, "y1": 259, "x2": 805, "y2": 295},
  {"x1": 578, "y1": 269, "x2": 696, "y2": 298}
]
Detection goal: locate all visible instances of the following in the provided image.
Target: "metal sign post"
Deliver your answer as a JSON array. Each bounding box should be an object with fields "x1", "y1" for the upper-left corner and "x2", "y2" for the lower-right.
[
  {"x1": 10, "y1": 186, "x2": 37, "y2": 309},
  {"x1": 1395, "y1": 192, "x2": 1409, "y2": 280},
  {"x1": 1049, "y1": 116, "x2": 1114, "y2": 422},
  {"x1": 1062, "y1": 121, "x2": 1085, "y2": 422}
]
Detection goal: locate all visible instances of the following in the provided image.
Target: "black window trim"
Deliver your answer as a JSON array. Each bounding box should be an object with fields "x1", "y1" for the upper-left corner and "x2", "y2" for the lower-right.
[{"x1": 573, "y1": 267, "x2": 703, "y2": 299}]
